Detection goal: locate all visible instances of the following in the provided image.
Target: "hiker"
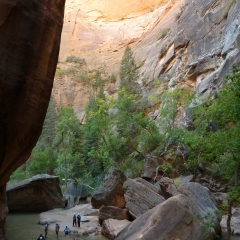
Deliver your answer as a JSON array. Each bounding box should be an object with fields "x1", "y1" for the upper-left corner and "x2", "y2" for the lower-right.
[
  {"x1": 73, "y1": 213, "x2": 77, "y2": 227},
  {"x1": 44, "y1": 223, "x2": 49, "y2": 238},
  {"x1": 55, "y1": 223, "x2": 60, "y2": 238},
  {"x1": 77, "y1": 213, "x2": 81, "y2": 227},
  {"x1": 37, "y1": 234, "x2": 45, "y2": 240},
  {"x1": 64, "y1": 225, "x2": 70, "y2": 237}
]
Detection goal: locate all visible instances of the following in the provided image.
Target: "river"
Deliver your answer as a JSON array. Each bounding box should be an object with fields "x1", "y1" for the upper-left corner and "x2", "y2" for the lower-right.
[
  {"x1": 6, "y1": 213, "x2": 107, "y2": 240},
  {"x1": 6, "y1": 213, "x2": 240, "y2": 240}
]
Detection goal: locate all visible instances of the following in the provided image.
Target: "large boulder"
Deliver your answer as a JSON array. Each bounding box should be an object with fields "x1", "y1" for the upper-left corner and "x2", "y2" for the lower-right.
[
  {"x1": 98, "y1": 206, "x2": 130, "y2": 225},
  {"x1": 116, "y1": 195, "x2": 199, "y2": 240},
  {"x1": 116, "y1": 193, "x2": 220, "y2": 240},
  {"x1": 102, "y1": 219, "x2": 131, "y2": 240},
  {"x1": 0, "y1": 0, "x2": 65, "y2": 237},
  {"x1": 91, "y1": 167, "x2": 127, "y2": 209},
  {"x1": 64, "y1": 182, "x2": 89, "y2": 208},
  {"x1": 6, "y1": 174, "x2": 65, "y2": 212},
  {"x1": 179, "y1": 182, "x2": 220, "y2": 220},
  {"x1": 123, "y1": 178, "x2": 165, "y2": 218}
]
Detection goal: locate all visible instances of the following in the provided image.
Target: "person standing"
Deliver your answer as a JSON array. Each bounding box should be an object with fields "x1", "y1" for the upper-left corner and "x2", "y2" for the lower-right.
[
  {"x1": 77, "y1": 213, "x2": 81, "y2": 227},
  {"x1": 55, "y1": 223, "x2": 60, "y2": 239},
  {"x1": 73, "y1": 213, "x2": 77, "y2": 227},
  {"x1": 64, "y1": 225, "x2": 70, "y2": 237},
  {"x1": 44, "y1": 224, "x2": 49, "y2": 238}
]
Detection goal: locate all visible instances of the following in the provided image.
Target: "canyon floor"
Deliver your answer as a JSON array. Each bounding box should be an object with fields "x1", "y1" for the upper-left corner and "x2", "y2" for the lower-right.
[{"x1": 39, "y1": 199, "x2": 101, "y2": 238}]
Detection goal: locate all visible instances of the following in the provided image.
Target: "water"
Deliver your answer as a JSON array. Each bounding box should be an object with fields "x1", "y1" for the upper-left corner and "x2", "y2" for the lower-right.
[
  {"x1": 219, "y1": 232, "x2": 240, "y2": 240},
  {"x1": 6, "y1": 213, "x2": 107, "y2": 240},
  {"x1": 6, "y1": 213, "x2": 240, "y2": 240}
]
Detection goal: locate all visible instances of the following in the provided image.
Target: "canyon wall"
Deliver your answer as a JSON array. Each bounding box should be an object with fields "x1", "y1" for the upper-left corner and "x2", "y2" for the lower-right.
[
  {"x1": 54, "y1": 0, "x2": 240, "y2": 121},
  {"x1": 0, "y1": 0, "x2": 65, "y2": 238}
]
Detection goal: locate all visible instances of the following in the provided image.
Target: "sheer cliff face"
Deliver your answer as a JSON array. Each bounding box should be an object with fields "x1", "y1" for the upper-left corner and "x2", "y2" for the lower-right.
[
  {"x1": 55, "y1": 0, "x2": 240, "y2": 121},
  {"x1": 0, "y1": 0, "x2": 65, "y2": 237},
  {"x1": 59, "y1": 0, "x2": 172, "y2": 71},
  {"x1": 0, "y1": 0, "x2": 65, "y2": 187}
]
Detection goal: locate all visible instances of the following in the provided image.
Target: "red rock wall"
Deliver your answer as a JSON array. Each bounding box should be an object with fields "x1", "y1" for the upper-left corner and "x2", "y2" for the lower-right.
[{"x1": 0, "y1": 0, "x2": 65, "y2": 238}]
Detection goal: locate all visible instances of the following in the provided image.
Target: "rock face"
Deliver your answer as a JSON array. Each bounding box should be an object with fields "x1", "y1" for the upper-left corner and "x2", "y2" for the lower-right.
[
  {"x1": 91, "y1": 167, "x2": 127, "y2": 209},
  {"x1": 64, "y1": 182, "x2": 89, "y2": 208},
  {"x1": 102, "y1": 219, "x2": 131, "y2": 240},
  {"x1": 6, "y1": 174, "x2": 65, "y2": 212},
  {"x1": 0, "y1": 0, "x2": 65, "y2": 238},
  {"x1": 98, "y1": 206, "x2": 129, "y2": 225},
  {"x1": 123, "y1": 178, "x2": 165, "y2": 218},
  {"x1": 53, "y1": 0, "x2": 240, "y2": 124},
  {"x1": 116, "y1": 193, "x2": 220, "y2": 240}
]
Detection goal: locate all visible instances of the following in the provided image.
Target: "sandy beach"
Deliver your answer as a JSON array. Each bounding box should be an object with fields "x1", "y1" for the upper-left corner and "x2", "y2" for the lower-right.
[{"x1": 39, "y1": 199, "x2": 102, "y2": 238}]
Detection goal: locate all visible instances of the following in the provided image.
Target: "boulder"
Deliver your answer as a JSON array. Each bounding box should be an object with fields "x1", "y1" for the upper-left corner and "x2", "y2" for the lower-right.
[
  {"x1": 154, "y1": 175, "x2": 194, "y2": 199},
  {"x1": 116, "y1": 194, "x2": 219, "y2": 240},
  {"x1": 154, "y1": 177, "x2": 178, "y2": 199},
  {"x1": 102, "y1": 219, "x2": 130, "y2": 240},
  {"x1": 6, "y1": 174, "x2": 65, "y2": 212},
  {"x1": 116, "y1": 194, "x2": 202, "y2": 240},
  {"x1": 141, "y1": 156, "x2": 164, "y2": 180},
  {"x1": 98, "y1": 206, "x2": 130, "y2": 225},
  {"x1": 213, "y1": 192, "x2": 228, "y2": 208},
  {"x1": 123, "y1": 178, "x2": 165, "y2": 218},
  {"x1": 91, "y1": 167, "x2": 127, "y2": 209},
  {"x1": 221, "y1": 207, "x2": 240, "y2": 234},
  {"x1": 64, "y1": 182, "x2": 89, "y2": 208},
  {"x1": 179, "y1": 182, "x2": 219, "y2": 217},
  {"x1": 179, "y1": 182, "x2": 221, "y2": 235}
]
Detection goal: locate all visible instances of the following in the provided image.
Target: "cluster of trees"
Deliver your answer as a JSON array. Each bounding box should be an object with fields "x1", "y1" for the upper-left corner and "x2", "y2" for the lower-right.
[{"x1": 9, "y1": 47, "x2": 240, "y2": 224}]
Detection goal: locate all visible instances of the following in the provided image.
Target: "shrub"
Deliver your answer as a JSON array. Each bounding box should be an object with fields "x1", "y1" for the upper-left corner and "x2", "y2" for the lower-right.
[
  {"x1": 65, "y1": 56, "x2": 86, "y2": 65},
  {"x1": 158, "y1": 28, "x2": 171, "y2": 39},
  {"x1": 55, "y1": 69, "x2": 65, "y2": 76},
  {"x1": 106, "y1": 86, "x2": 117, "y2": 95}
]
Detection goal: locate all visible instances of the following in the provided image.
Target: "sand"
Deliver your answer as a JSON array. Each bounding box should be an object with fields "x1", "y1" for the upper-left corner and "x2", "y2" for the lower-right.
[{"x1": 39, "y1": 199, "x2": 101, "y2": 237}]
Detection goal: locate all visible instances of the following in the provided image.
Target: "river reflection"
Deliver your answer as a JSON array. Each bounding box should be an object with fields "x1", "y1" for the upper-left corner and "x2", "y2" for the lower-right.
[
  {"x1": 6, "y1": 213, "x2": 107, "y2": 240},
  {"x1": 6, "y1": 213, "x2": 240, "y2": 240}
]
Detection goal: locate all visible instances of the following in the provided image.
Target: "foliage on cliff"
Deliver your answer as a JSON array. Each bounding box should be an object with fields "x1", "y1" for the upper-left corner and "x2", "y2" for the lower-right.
[{"x1": 9, "y1": 48, "x2": 240, "y2": 199}]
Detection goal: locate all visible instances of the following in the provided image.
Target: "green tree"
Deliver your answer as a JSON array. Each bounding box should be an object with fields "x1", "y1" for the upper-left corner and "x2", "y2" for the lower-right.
[
  {"x1": 53, "y1": 106, "x2": 82, "y2": 186},
  {"x1": 180, "y1": 64, "x2": 240, "y2": 240}
]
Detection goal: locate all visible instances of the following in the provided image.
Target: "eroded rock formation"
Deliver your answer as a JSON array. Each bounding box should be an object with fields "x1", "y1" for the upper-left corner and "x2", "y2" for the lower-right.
[
  {"x1": 0, "y1": 0, "x2": 65, "y2": 238},
  {"x1": 98, "y1": 206, "x2": 129, "y2": 225},
  {"x1": 116, "y1": 192, "x2": 220, "y2": 240},
  {"x1": 6, "y1": 174, "x2": 65, "y2": 212},
  {"x1": 123, "y1": 178, "x2": 165, "y2": 218},
  {"x1": 64, "y1": 182, "x2": 89, "y2": 208},
  {"x1": 53, "y1": 0, "x2": 240, "y2": 122},
  {"x1": 91, "y1": 167, "x2": 126, "y2": 209}
]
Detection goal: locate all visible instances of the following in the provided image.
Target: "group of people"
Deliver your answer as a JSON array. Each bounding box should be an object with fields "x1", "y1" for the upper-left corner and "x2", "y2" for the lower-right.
[
  {"x1": 72, "y1": 213, "x2": 81, "y2": 227},
  {"x1": 37, "y1": 213, "x2": 81, "y2": 239},
  {"x1": 36, "y1": 222, "x2": 61, "y2": 239}
]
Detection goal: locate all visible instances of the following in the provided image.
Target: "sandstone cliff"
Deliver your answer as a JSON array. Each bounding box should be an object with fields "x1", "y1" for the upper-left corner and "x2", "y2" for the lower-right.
[
  {"x1": 0, "y1": 0, "x2": 65, "y2": 238},
  {"x1": 53, "y1": 0, "x2": 240, "y2": 121}
]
